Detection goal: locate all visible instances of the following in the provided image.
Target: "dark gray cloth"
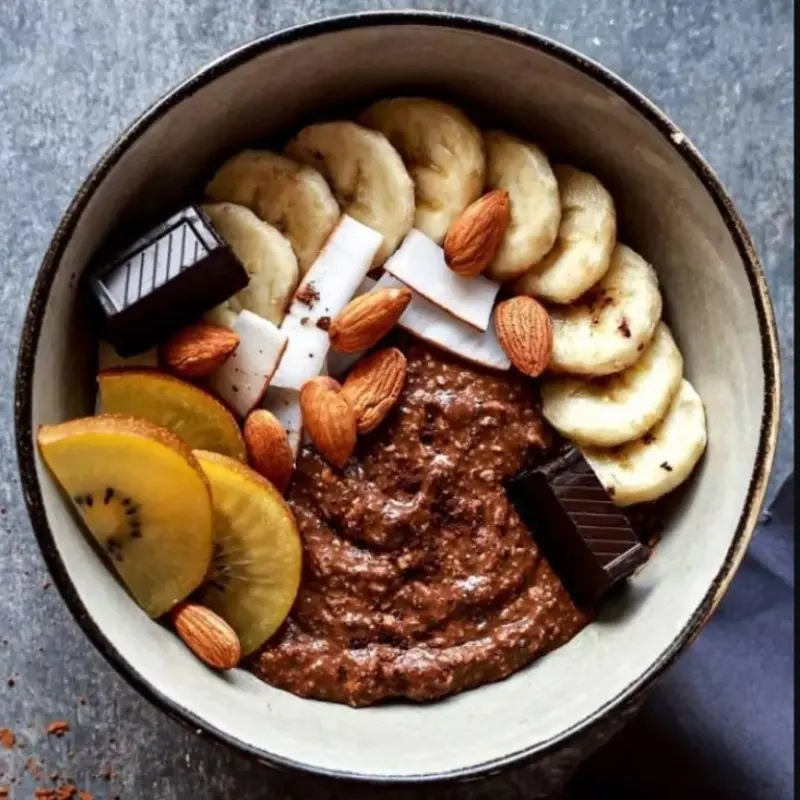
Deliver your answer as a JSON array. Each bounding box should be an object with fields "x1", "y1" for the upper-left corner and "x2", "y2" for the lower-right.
[{"x1": 566, "y1": 475, "x2": 795, "y2": 799}]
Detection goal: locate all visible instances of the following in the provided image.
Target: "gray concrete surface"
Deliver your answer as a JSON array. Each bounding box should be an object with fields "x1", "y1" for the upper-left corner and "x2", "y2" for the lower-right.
[{"x1": 0, "y1": 1, "x2": 793, "y2": 797}]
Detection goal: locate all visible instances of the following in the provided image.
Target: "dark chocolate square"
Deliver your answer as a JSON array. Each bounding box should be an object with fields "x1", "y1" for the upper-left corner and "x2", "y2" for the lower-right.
[
  {"x1": 507, "y1": 447, "x2": 649, "y2": 605},
  {"x1": 89, "y1": 206, "x2": 248, "y2": 356}
]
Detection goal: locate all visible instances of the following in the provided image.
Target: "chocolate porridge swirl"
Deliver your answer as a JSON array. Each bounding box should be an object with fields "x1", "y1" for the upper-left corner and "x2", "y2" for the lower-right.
[{"x1": 252, "y1": 342, "x2": 590, "y2": 706}]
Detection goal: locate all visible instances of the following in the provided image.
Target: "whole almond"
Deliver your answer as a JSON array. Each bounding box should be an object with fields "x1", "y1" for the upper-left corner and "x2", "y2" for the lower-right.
[
  {"x1": 171, "y1": 602, "x2": 241, "y2": 670},
  {"x1": 243, "y1": 409, "x2": 295, "y2": 493},
  {"x1": 328, "y1": 287, "x2": 412, "y2": 354},
  {"x1": 342, "y1": 348, "x2": 407, "y2": 434},
  {"x1": 299, "y1": 376, "x2": 357, "y2": 468},
  {"x1": 494, "y1": 296, "x2": 553, "y2": 377},
  {"x1": 162, "y1": 322, "x2": 239, "y2": 379},
  {"x1": 444, "y1": 189, "x2": 511, "y2": 277}
]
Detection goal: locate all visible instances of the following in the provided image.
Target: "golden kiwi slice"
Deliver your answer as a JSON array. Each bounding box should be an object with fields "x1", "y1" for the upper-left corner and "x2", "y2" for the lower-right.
[
  {"x1": 97, "y1": 369, "x2": 246, "y2": 461},
  {"x1": 194, "y1": 450, "x2": 302, "y2": 655},
  {"x1": 37, "y1": 415, "x2": 213, "y2": 618}
]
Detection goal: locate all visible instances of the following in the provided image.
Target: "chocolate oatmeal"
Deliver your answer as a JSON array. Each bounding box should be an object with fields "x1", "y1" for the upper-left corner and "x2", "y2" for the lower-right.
[{"x1": 253, "y1": 341, "x2": 590, "y2": 706}]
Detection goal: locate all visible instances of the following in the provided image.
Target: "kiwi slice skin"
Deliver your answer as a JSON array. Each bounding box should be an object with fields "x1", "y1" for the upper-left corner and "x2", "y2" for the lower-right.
[
  {"x1": 98, "y1": 369, "x2": 247, "y2": 461},
  {"x1": 194, "y1": 450, "x2": 302, "y2": 655},
  {"x1": 37, "y1": 415, "x2": 214, "y2": 618}
]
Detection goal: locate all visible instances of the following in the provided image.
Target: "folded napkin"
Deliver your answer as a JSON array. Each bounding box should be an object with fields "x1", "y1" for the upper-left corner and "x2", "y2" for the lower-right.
[{"x1": 565, "y1": 474, "x2": 795, "y2": 799}]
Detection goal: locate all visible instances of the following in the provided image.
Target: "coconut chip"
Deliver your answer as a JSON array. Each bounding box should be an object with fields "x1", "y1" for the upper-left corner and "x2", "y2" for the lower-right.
[{"x1": 384, "y1": 229, "x2": 500, "y2": 331}]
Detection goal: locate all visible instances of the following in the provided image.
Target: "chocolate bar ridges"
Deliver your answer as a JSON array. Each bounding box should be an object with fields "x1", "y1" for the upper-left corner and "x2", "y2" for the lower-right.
[
  {"x1": 89, "y1": 206, "x2": 248, "y2": 356},
  {"x1": 507, "y1": 447, "x2": 648, "y2": 605}
]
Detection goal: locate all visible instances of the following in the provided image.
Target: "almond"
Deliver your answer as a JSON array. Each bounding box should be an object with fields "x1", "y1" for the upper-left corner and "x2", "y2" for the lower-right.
[
  {"x1": 328, "y1": 287, "x2": 412, "y2": 354},
  {"x1": 494, "y1": 296, "x2": 553, "y2": 377},
  {"x1": 171, "y1": 602, "x2": 241, "y2": 670},
  {"x1": 342, "y1": 348, "x2": 407, "y2": 434},
  {"x1": 299, "y1": 376, "x2": 357, "y2": 468},
  {"x1": 444, "y1": 189, "x2": 510, "y2": 277},
  {"x1": 243, "y1": 409, "x2": 295, "y2": 493},
  {"x1": 162, "y1": 323, "x2": 239, "y2": 379}
]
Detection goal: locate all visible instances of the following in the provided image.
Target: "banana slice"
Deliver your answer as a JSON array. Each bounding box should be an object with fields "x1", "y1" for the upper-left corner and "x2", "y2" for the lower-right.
[
  {"x1": 550, "y1": 244, "x2": 663, "y2": 376},
  {"x1": 359, "y1": 97, "x2": 485, "y2": 243},
  {"x1": 582, "y1": 379, "x2": 707, "y2": 506},
  {"x1": 205, "y1": 150, "x2": 340, "y2": 276},
  {"x1": 285, "y1": 121, "x2": 414, "y2": 265},
  {"x1": 514, "y1": 165, "x2": 617, "y2": 304},
  {"x1": 542, "y1": 323, "x2": 683, "y2": 447},
  {"x1": 483, "y1": 131, "x2": 561, "y2": 282},
  {"x1": 202, "y1": 203, "x2": 299, "y2": 327}
]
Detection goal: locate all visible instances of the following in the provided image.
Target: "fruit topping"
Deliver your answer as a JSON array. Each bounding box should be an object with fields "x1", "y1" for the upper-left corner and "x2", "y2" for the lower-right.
[
  {"x1": 359, "y1": 97, "x2": 485, "y2": 243},
  {"x1": 542, "y1": 322, "x2": 683, "y2": 447},
  {"x1": 581, "y1": 379, "x2": 707, "y2": 506},
  {"x1": 194, "y1": 451, "x2": 302, "y2": 655},
  {"x1": 286, "y1": 121, "x2": 414, "y2": 265},
  {"x1": 201, "y1": 202, "x2": 299, "y2": 326},
  {"x1": 206, "y1": 310, "x2": 288, "y2": 417},
  {"x1": 384, "y1": 229, "x2": 500, "y2": 331},
  {"x1": 37, "y1": 415, "x2": 213, "y2": 618},
  {"x1": 97, "y1": 369, "x2": 246, "y2": 461},
  {"x1": 549, "y1": 244, "x2": 663, "y2": 376},
  {"x1": 88, "y1": 206, "x2": 249, "y2": 356},
  {"x1": 483, "y1": 131, "x2": 561, "y2": 282},
  {"x1": 205, "y1": 149, "x2": 340, "y2": 275},
  {"x1": 514, "y1": 165, "x2": 617, "y2": 303}
]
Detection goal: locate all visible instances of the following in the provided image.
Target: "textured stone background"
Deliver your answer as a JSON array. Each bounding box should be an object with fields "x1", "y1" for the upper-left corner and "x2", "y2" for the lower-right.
[{"x1": 0, "y1": 1, "x2": 793, "y2": 798}]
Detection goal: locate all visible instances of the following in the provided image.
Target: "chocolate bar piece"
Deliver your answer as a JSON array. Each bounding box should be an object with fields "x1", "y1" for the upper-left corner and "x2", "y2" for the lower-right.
[
  {"x1": 89, "y1": 206, "x2": 248, "y2": 356},
  {"x1": 507, "y1": 447, "x2": 648, "y2": 605}
]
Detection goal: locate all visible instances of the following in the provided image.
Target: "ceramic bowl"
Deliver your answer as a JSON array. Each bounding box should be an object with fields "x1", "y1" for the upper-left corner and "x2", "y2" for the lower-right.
[{"x1": 15, "y1": 11, "x2": 780, "y2": 785}]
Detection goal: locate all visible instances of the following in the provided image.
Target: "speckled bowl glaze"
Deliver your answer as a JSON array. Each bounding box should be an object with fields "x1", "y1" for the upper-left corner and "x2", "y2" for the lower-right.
[{"x1": 15, "y1": 11, "x2": 780, "y2": 787}]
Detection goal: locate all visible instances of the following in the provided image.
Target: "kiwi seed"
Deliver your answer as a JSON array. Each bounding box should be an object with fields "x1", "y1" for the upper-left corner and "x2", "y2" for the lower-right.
[{"x1": 72, "y1": 488, "x2": 144, "y2": 562}]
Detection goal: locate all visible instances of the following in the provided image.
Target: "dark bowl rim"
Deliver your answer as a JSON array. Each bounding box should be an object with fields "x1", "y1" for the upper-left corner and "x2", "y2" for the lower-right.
[{"x1": 14, "y1": 9, "x2": 781, "y2": 786}]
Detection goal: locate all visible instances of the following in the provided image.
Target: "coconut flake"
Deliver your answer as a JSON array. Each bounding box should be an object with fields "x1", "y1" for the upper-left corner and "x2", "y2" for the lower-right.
[
  {"x1": 208, "y1": 310, "x2": 288, "y2": 417},
  {"x1": 271, "y1": 216, "x2": 383, "y2": 389},
  {"x1": 384, "y1": 229, "x2": 500, "y2": 331},
  {"x1": 375, "y1": 274, "x2": 511, "y2": 371},
  {"x1": 260, "y1": 386, "x2": 303, "y2": 458}
]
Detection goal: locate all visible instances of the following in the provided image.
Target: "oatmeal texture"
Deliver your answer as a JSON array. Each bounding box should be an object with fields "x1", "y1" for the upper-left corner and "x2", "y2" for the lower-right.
[{"x1": 252, "y1": 341, "x2": 590, "y2": 706}]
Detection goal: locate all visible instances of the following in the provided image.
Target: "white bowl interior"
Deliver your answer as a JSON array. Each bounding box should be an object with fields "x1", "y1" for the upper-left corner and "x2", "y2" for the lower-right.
[{"x1": 29, "y1": 22, "x2": 768, "y2": 779}]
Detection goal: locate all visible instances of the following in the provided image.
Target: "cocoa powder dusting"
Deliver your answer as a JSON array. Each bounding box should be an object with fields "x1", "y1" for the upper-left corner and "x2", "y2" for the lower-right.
[
  {"x1": 253, "y1": 340, "x2": 590, "y2": 706},
  {"x1": 295, "y1": 282, "x2": 320, "y2": 308},
  {"x1": 1, "y1": 719, "x2": 99, "y2": 796},
  {"x1": 46, "y1": 721, "x2": 70, "y2": 738},
  {"x1": 34, "y1": 788, "x2": 79, "y2": 800}
]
